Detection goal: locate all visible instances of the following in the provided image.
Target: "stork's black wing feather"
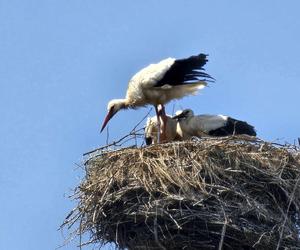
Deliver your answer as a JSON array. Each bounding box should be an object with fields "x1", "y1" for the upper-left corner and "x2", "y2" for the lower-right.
[
  {"x1": 209, "y1": 118, "x2": 257, "y2": 136},
  {"x1": 154, "y1": 54, "x2": 214, "y2": 87}
]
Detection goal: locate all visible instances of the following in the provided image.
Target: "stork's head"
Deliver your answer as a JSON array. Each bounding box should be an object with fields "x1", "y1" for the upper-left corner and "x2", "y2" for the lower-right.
[
  {"x1": 144, "y1": 117, "x2": 158, "y2": 145},
  {"x1": 172, "y1": 109, "x2": 194, "y2": 120},
  {"x1": 100, "y1": 99, "x2": 127, "y2": 132}
]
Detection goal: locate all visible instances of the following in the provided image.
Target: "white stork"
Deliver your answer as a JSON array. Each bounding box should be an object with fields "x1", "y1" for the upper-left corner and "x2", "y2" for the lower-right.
[
  {"x1": 100, "y1": 54, "x2": 213, "y2": 142},
  {"x1": 144, "y1": 115, "x2": 178, "y2": 145},
  {"x1": 144, "y1": 109, "x2": 256, "y2": 145},
  {"x1": 173, "y1": 109, "x2": 257, "y2": 139}
]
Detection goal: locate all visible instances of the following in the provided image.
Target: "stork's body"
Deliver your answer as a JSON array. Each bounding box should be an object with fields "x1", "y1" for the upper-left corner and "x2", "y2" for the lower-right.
[
  {"x1": 174, "y1": 109, "x2": 257, "y2": 139},
  {"x1": 101, "y1": 54, "x2": 213, "y2": 142},
  {"x1": 145, "y1": 109, "x2": 256, "y2": 145}
]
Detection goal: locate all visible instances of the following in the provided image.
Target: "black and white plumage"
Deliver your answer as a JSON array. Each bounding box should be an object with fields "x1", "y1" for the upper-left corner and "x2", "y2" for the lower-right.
[
  {"x1": 100, "y1": 54, "x2": 213, "y2": 142},
  {"x1": 145, "y1": 109, "x2": 256, "y2": 145},
  {"x1": 173, "y1": 109, "x2": 257, "y2": 139}
]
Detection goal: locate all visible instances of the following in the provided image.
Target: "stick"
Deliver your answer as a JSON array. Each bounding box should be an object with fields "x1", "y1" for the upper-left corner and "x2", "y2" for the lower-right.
[
  {"x1": 276, "y1": 173, "x2": 300, "y2": 250},
  {"x1": 83, "y1": 109, "x2": 152, "y2": 156}
]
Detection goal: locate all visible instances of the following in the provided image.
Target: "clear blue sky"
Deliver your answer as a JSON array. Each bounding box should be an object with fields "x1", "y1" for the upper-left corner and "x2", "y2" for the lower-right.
[{"x1": 1, "y1": 1, "x2": 300, "y2": 249}]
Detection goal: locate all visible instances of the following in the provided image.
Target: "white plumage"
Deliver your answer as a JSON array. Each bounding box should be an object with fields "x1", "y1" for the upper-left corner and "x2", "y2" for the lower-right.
[
  {"x1": 127, "y1": 58, "x2": 205, "y2": 106},
  {"x1": 126, "y1": 58, "x2": 176, "y2": 106},
  {"x1": 100, "y1": 54, "x2": 213, "y2": 142},
  {"x1": 144, "y1": 115, "x2": 178, "y2": 145},
  {"x1": 174, "y1": 109, "x2": 228, "y2": 139}
]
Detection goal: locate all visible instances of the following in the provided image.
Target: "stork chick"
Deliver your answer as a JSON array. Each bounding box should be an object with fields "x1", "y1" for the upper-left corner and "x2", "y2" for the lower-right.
[
  {"x1": 145, "y1": 115, "x2": 178, "y2": 145},
  {"x1": 173, "y1": 109, "x2": 257, "y2": 138},
  {"x1": 145, "y1": 109, "x2": 256, "y2": 145}
]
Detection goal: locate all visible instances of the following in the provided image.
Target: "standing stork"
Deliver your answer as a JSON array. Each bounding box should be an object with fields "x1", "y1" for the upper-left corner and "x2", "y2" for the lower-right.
[{"x1": 100, "y1": 53, "x2": 213, "y2": 142}]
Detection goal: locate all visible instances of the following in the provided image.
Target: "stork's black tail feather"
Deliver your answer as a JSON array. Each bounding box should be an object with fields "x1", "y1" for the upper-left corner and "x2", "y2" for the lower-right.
[
  {"x1": 209, "y1": 118, "x2": 257, "y2": 136},
  {"x1": 155, "y1": 53, "x2": 214, "y2": 87}
]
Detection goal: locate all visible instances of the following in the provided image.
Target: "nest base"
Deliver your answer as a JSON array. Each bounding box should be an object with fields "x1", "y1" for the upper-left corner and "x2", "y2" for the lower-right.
[{"x1": 64, "y1": 138, "x2": 300, "y2": 249}]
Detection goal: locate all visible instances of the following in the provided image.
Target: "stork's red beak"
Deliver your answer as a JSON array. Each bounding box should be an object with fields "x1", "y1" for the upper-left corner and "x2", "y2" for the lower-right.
[{"x1": 100, "y1": 108, "x2": 114, "y2": 133}]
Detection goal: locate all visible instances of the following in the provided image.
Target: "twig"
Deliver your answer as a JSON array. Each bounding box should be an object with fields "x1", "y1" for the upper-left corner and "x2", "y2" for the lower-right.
[
  {"x1": 252, "y1": 232, "x2": 267, "y2": 248},
  {"x1": 83, "y1": 129, "x2": 144, "y2": 156},
  {"x1": 276, "y1": 173, "x2": 300, "y2": 250},
  {"x1": 132, "y1": 108, "x2": 152, "y2": 132},
  {"x1": 171, "y1": 102, "x2": 176, "y2": 116},
  {"x1": 218, "y1": 205, "x2": 228, "y2": 250},
  {"x1": 79, "y1": 216, "x2": 83, "y2": 250},
  {"x1": 154, "y1": 206, "x2": 167, "y2": 250},
  {"x1": 106, "y1": 126, "x2": 109, "y2": 145},
  {"x1": 84, "y1": 109, "x2": 152, "y2": 156}
]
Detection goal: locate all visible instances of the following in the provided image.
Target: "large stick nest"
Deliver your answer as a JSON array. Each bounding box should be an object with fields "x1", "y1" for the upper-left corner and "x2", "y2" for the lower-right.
[{"x1": 63, "y1": 137, "x2": 300, "y2": 249}]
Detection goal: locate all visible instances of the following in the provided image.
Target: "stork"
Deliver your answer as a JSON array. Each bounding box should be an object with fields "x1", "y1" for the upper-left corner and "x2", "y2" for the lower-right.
[
  {"x1": 173, "y1": 109, "x2": 257, "y2": 138},
  {"x1": 144, "y1": 109, "x2": 256, "y2": 145},
  {"x1": 145, "y1": 115, "x2": 178, "y2": 145},
  {"x1": 100, "y1": 54, "x2": 213, "y2": 142}
]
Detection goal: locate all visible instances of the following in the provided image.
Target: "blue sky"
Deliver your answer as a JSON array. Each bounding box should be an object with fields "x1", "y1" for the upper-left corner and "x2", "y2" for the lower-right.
[{"x1": 1, "y1": 1, "x2": 300, "y2": 249}]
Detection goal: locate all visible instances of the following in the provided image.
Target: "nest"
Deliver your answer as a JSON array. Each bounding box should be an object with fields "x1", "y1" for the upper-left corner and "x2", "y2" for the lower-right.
[{"x1": 63, "y1": 137, "x2": 300, "y2": 249}]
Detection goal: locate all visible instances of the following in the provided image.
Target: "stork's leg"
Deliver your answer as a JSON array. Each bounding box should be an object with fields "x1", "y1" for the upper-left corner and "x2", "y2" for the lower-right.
[
  {"x1": 161, "y1": 106, "x2": 168, "y2": 142},
  {"x1": 157, "y1": 104, "x2": 167, "y2": 143},
  {"x1": 154, "y1": 105, "x2": 161, "y2": 143}
]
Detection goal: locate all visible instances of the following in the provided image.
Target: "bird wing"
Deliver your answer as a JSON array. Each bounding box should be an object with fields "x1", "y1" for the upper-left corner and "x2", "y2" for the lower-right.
[
  {"x1": 126, "y1": 58, "x2": 175, "y2": 104},
  {"x1": 192, "y1": 115, "x2": 228, "y2": 133},
  {"x1": 129, "y1": 58, "x2": 175, "y2": 87},
  {"x1": 203, "y1": 116, "x2": 257, "y2": 136},
  {"x1": 154, "y1": 54, "x2": 214, "y2": 87}
]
